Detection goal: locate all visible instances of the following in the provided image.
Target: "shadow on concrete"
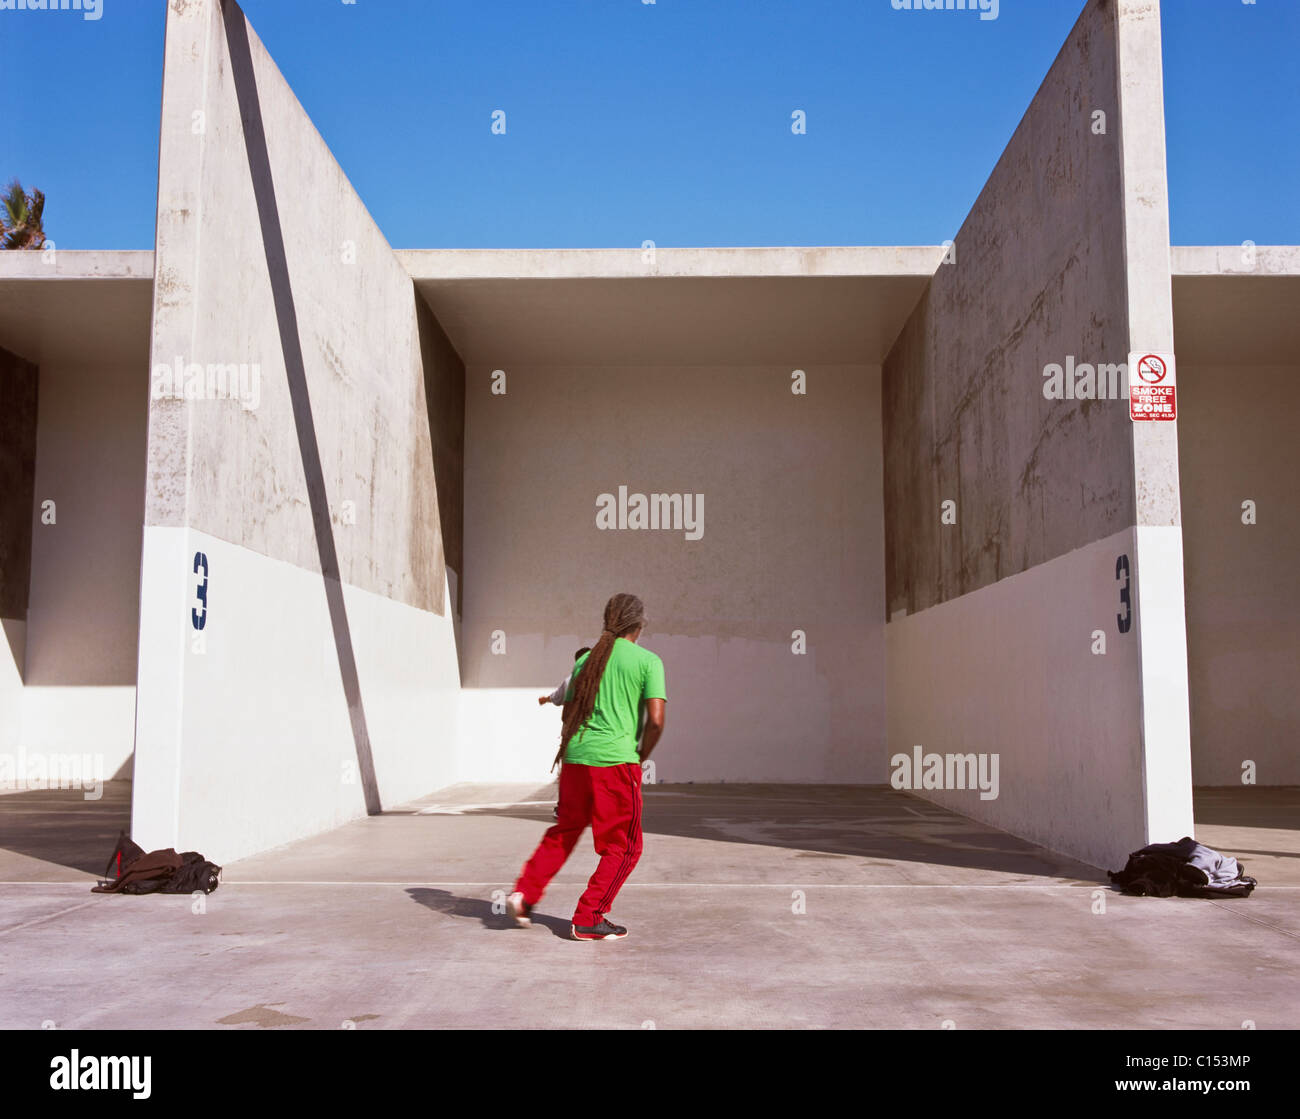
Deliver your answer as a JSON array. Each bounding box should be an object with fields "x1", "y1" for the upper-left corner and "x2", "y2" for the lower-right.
[
  {"x1": 0, "y1": 782, "x2": 131, "y2": 876},
  {"x1": 1230, "y1": 850, "x2": 1299, "y2": 860},
  {"x1": 442, "y1": 784, "x2": 1106, "y2": 880},
  {"x1": 1191, "y1": 786, "x2": 1300, "y2": 830},
  {"x1": 406, "y1": 888, "x2": 573, "y2": 939},
  {"x1": 19, "y1": 782, "x2": 1296, "y2": 884},
  {"x1": 222, "y1": 0, "x2": 380, "y2": 814},
  {"x1": 1192, "y1": 787, "x2": 1300, "y2": 886}
]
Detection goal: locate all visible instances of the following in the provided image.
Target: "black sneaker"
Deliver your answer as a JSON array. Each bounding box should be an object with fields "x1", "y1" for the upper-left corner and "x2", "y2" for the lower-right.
[{"x1": 570, "y1": 918, "x2": 628, "y2": 941}]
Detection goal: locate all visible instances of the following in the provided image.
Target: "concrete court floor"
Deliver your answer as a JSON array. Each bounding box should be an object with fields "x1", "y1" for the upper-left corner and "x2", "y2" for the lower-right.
[{"x1": 0, "y1": 781, "x2": 1297, "y2": 1030}]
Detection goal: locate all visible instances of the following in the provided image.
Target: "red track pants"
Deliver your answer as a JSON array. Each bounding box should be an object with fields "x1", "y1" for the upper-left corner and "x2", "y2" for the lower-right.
[{"x1": 514, "y1": 761, "x2": 643, "y2": 926}]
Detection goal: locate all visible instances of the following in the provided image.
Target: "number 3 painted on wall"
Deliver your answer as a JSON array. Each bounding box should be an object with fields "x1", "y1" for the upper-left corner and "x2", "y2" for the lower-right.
[
  {"x1": 192, "y1": 552, "x2": 209, "y2": 631},
  {"x1": 1116, "y1": 554, "x2": 1131, "y2": 634}
]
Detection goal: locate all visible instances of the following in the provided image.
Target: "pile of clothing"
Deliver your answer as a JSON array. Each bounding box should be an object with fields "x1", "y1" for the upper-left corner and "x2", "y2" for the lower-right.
[
  {"x1": 1110, "y1": 836, "x2": 1256, "y2": 898},
  {"x1": 91, "y1": 830, "x2": 222, "y2": 896}
]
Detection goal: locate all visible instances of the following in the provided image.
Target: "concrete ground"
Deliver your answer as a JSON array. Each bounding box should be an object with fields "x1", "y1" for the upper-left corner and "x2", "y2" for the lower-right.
[{"x1": 1, "y1": 782, "x2": 1297, "y2": 1029}]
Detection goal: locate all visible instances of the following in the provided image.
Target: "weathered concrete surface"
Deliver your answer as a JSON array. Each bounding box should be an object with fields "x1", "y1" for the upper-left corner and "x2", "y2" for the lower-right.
[
  {"x1": 1114, "y1": 0, "x2": 1194, "y2": 850},
  {"x1": 881, "y1": 0, "x2": 1192, "y2": 866},
  {"x1": 1, "y1": 783, "x2": 1296, "y2": 1030},
  {"x1": 1172, "y1": 245, "x2": 1300, "y2": 277},
  {"x1": 0, "y1": 250, "x2": 153, "y2": 282},
  {"x1": 398, "y1": 246, "x2": 946, "y2": 280},
  {"x1": 882, "y1": 0, "x2": 1132, "y2": 617},
  {"x1": 144, "y1": 0, "x2": 446, "y2": 611},
  {"x1": 461, "y1": 361, "x2": 886, "y2": 784},
  {"x1": 1117, "y1": 0, "x2": 1179, "y2": 531},
  {"x1": 132, "y1": 0, "x2": 463, "y2": 861}
]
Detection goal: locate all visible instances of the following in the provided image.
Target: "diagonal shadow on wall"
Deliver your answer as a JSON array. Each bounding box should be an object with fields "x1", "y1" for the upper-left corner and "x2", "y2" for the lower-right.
[{"x1": 221, "y1": 0, "x2": 381, "y2": 814}]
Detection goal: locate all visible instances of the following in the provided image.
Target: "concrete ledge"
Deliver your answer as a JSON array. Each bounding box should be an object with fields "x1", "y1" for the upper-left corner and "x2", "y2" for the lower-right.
[
  {"x1": 8, "y1": 246, "x2": 1300, "y2": 283},
  {"x1": 1172, "y1": 245, "x2": 1300, "y2": 276},
  {"x1": 9, "y1": 246, "x2": 1298, "y2": 282},
  {"x1": 0, "y1": 250, "x2": 154, "y2": 281},
  {"x1": 397, "y1": 245, "x2": 947, "y2": 280}
]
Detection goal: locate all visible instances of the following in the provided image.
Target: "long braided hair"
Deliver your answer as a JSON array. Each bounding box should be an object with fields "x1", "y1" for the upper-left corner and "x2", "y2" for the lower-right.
[{"x1": 555, "y1": 593, "x2": 646, "y2": 764}]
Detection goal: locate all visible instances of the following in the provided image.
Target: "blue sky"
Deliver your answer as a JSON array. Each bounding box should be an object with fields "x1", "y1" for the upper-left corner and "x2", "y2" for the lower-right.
[{"x1": 2, "y1": 0, "x2": 1296, "y2": 250}]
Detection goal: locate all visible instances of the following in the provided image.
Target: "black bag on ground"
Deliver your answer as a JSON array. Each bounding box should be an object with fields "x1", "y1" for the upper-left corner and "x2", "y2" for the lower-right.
[
  {"x1": 164, "y1": 851, "x2": 222, "y2": 895},
  {"x1": 92, "y1": 830, "x2": 222, "y2": 895}
]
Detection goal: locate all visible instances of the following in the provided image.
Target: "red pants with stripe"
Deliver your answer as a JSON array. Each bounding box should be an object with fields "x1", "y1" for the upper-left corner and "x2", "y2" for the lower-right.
[{"x1": 514, "y1": 761, "x2": 643, "y2": 926}]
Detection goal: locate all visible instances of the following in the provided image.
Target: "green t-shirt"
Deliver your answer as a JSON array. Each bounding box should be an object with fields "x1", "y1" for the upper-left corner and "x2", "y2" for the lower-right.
[{"x1": 563, "y1": 638, "x2": 666, "y2": 766}]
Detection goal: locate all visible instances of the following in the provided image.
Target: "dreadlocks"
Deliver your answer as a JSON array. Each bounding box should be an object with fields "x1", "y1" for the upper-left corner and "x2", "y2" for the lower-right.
[{"x1": 556, "y1": 593, "x2": 646, "y2": 763}]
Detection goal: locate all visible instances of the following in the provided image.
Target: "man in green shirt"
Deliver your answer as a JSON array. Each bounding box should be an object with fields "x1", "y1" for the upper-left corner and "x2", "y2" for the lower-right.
[{"x1": 508, "y1": 592, "x2": 666, "y2": 940}]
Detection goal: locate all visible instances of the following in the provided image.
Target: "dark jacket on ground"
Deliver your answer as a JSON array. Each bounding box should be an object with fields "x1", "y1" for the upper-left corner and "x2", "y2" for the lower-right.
[{"x1": 1109, "y1": 836, "x2": 1256, "y2": 898}]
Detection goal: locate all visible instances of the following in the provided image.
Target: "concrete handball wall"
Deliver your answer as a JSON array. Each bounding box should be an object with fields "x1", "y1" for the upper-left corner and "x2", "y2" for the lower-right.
[
  {"x1": 143, "y1": 2, "x2": 446, "y2": 611},
  {"x1": 882, "y1": 0, "x2": 1191, "y2": 869},
  {"x1": 133, "y1": 0, "x2": 462, "y2": 862},
  {"x1": 462, "y1": 361, "x2": 885, "y2": 784},
  {"x1": 883, "y1": 2, "x2": 1131, "y2": 613},
  {"x1": 1178, "y1": 363, "x2": 1300, "y2": 785},
  {"x1": 0, "y1": 345, "x2": 38, "y2": 752}
]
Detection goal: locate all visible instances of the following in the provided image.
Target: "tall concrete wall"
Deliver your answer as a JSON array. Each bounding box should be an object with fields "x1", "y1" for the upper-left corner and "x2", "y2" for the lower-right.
[
  {"x1": 0, "y1": 345, "x2": 38, "y2": 752},
  {"x1": 133, "y1": 0, "x2": 462, "y2": 862},
  {"x1": 1178, "y1": 362, "x2": 1300, "y2": 785},
  {"x1": 462, "y1": 361, "x2": 885, "y2": 784},
  {"x1": 882, "y1": 0, "x2": 1192, "y2": 869}
]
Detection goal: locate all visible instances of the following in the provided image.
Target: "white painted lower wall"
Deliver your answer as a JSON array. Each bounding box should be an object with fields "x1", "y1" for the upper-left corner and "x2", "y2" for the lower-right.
[
  {"x1": 1, "y1": 618, "x2": 136, "y2": 787},
  {"x1": 457, "y1": 688, "x2": 563, "y2": 785},
  {"x1": 20, "y1": 687, "x2": 136, "y2": 776},
  {"x1": 886, "y1": 526, "x2": 1193, "y2": 871},
  {"x1": 132, "y1": 526, "x2": 461, "y2": 864},
  {"x1": 457, "y1": 626, "x2": 881, "y2": 786}
]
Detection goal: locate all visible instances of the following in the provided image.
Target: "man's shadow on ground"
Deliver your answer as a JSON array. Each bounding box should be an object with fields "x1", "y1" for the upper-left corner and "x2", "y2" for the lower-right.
[{"x1": 406, "y1": 888, "x2": 573, "y2": 939}]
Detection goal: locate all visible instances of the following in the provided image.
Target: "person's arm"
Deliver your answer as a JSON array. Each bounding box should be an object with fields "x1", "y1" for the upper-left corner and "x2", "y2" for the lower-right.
[
  {"x1": 542, "y1": 674, "x2": 571, "y2": 706},
  {"x1": 638, "y1": 698, "x2": 666, "y2": 761},
  {"x1": 637, "y1": 655, "x2": 667, "y2": 761}
]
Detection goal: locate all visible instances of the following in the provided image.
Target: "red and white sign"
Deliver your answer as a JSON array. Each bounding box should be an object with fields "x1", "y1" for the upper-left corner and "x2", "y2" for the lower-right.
[{"x1": 1128, "y1": 351, "x2": 1177, "y2": 421}]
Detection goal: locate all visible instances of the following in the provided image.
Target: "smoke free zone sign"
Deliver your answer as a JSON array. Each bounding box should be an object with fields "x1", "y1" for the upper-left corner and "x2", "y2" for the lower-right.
[{"x1": 1128, "y1": 351, "x2": 1177, "y2": 421}]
